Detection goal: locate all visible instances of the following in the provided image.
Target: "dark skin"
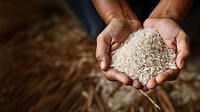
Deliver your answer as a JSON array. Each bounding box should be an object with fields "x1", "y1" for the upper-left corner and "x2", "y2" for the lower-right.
[{"x1": 92, "y1": 0, "x2": 192, "y2": 91}]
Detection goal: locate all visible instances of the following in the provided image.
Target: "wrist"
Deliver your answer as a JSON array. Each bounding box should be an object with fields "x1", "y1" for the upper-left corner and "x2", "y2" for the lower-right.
[
  {"x1": 92, "y1": 0, "x2": 138, "y2": 24},
  {"x1": 149, "y1": 0, "x2": 179, "y2": 22},
  {"x1": 107, "y1": 10, "x2": 138, "y2": 25},
  {"x1": 149, "y1": 14, "x2": 179, "y2": 24},
  {"x1": 149, "y1": 0, "x2": 193, "y2": 23}
]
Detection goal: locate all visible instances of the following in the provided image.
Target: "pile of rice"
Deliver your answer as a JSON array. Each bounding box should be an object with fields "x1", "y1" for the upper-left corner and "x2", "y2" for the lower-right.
[{"x1": 110, "y1": 28, "x2": 177, "y2": 85}]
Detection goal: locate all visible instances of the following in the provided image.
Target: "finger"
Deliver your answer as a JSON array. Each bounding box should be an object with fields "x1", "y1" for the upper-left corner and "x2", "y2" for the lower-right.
[
  {"x1": 147, "y1": 76, "x2": 159, "y2": 89},
  {"x1": 142, "y1": 86, "x2": 149, "y2": 91},
  {"x1": 103, "y1": 68, "x2": 133, "y2": 85},
  {"x1": 132, "y1": 80, "x2": 143, "y2": 89},
  {"x1": 176, "y1": 31, "x2": 190, "y2": 69},
  {"x1": 156, "y1": 69, "x2": 180, "y2": 84},
  {"x1": 96, "y1": 31, "x2": 111, "y2": 71}
]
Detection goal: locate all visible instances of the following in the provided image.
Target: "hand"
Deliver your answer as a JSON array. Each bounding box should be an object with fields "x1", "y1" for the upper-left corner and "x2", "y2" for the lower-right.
[
  {"x1": 96, "y1": 18, "x2": 144, "y2": 89},
  {"x1": 143, "y1": 18, "x2": 190, "y2": 89}
]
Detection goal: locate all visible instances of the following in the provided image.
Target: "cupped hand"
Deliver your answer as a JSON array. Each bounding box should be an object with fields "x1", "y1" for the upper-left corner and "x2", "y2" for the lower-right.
[
  {"x1": 96, "y1": 18, "x2": 144, "y2": 89},
  {"x1": 143, "y1": 18, "x2": 190, "y2": 89}
]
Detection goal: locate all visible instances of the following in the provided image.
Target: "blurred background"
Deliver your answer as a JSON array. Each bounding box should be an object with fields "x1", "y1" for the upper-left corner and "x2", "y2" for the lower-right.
[{"x1": 0, "y1": 0, "x2": 200, "y2": 112}]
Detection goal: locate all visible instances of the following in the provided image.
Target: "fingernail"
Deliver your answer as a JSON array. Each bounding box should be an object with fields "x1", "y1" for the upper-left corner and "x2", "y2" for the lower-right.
[
  {"x1": 100, "y1": 61, "x2": 104, "y2": 70},
  {"x1": 181, "y1": 60, "x2": 185, "y2": 69}
]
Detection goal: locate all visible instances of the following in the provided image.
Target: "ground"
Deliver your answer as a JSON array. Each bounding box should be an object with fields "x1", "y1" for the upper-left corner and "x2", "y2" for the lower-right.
[{"x1": 0, "y1": 0, "x2": 200, "y2": 112}]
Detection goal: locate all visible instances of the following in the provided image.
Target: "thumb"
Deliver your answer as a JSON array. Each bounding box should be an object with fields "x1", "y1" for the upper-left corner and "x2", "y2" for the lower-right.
[
  {"x1": 96, "y1": 30, "x2": 111, "y2": 71},
  {"x1": 176, "y1": 31, "x2": 190, "y2": 69}
]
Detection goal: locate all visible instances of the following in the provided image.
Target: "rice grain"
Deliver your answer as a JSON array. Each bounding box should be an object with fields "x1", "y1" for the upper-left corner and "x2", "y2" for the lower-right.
[{"x1": 110, "y1": 28, "x2": 177, "y2": 85}]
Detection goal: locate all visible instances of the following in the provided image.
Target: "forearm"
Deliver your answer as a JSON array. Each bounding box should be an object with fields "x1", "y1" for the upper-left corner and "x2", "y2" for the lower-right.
[
  {"x1": 91, "y1": 0, "x2": 138, "y2": 24},
  {"x1": 149, "y1": 0, "x2": 193, "y2": 22}
]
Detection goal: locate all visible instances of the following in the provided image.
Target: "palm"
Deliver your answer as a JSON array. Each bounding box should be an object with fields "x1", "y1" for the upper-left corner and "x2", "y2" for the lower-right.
[
  {"x1": 106, "y1": 20, "x2": 134, "y2": 51},
  {"x1": 143, "y1": 18, "x2": 190, "y2": 88},
  {"x1": 96, "y1": 19, "x2": 143, "y2": 88},
  {"x1": 144, "y1": 19, "x2": 179, "y2": 49}
]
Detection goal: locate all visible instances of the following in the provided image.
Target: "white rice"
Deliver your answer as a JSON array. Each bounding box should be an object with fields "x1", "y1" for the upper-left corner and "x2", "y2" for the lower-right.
[{"x1": 110, "y1": 28, "x2": 177, "y2": 85}]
